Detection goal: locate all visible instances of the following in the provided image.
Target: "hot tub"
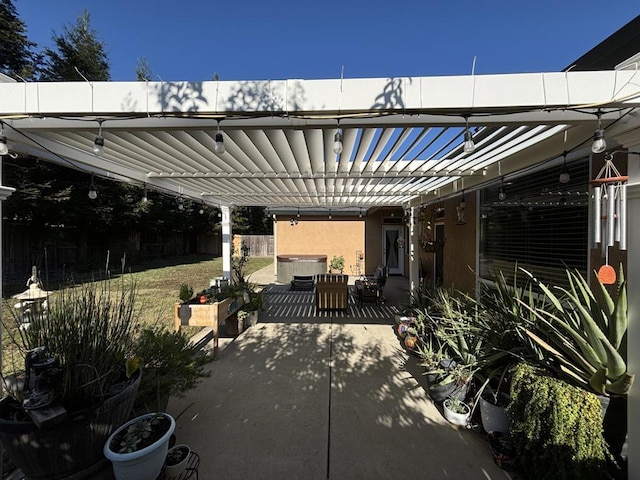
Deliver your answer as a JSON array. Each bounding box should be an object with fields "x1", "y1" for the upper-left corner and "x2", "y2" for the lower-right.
[{"x1": 277, "y1": 255, "x2": 327, "y2": 284}]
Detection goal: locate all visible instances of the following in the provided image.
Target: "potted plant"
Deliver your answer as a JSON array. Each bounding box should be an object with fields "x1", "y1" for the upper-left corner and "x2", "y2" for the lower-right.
[
  {"x1": 0, "y1": 276, "x2": 141, "y2": 480},
  {"x1": 237, "y1": 283, "x2": 267, "y2": 329},
  {"x1": 164, "y1": 444, "x2": 191, "y2": 477},
  {"x1": 329, "y1": 255, "x2": 345, "y2": 274},
  {"x1": 104, "y1": 412, "x2": 176, "y2": 480},
  {"x1": 443, "y1": 396, "x2": 471, "y2": 426},
  {"x1": 131, "y1": 325, "x2": 211, "y2": 414}
]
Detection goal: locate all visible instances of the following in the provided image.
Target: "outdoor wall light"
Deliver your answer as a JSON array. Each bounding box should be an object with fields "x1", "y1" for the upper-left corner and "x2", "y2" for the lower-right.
[
  {"x1": 93, "y1": 121, "x2": 104, "y2": 156},
  {"x1": 591, "y1": 112, "x2": 606, "y2": 154},
  {"x1": 88, "y1": 175, "x2": 98, "y2": 200},
  {"x1": 463, "y1": 117, "x2": 475, "y2": 153},
  {"x1": 559, "y1": 153, "x2": 571, "y2": 184},
  {"x1": 290, "y1": 217, "x2": 298, "y2": 226},
  {"x1": 333, "y1": 130, "x2": 343, "y2": 155}
]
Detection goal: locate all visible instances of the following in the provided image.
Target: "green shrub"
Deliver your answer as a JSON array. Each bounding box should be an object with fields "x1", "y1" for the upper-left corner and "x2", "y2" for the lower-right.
[
  {"x1": 132, "y1": 325, "x2": 211, "y2": 412},
  {"x1": 508, "y1": 362, "x2": 608, "y2": 480}
]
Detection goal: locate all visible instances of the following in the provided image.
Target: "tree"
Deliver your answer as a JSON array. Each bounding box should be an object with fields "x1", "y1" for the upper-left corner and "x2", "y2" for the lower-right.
[
  {"x1": 0, "y1": 0, "x2": 40, "y2": 79},
  {"x1": 135, "y1": 57, "x2": 152, "y2": 81},
  {"x1": 40, "y1": 9, "x2": 110, "y2": 81}
]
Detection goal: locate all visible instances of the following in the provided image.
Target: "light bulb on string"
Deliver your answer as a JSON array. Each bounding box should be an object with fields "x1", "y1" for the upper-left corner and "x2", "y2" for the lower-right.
[
  {"x1": 463, "y1": 117, "x2": 475, "y2": 153},
  {"x1": 591, "y1": 112, "x2": 607, "y2": 154},
  {"x1": 214, "y1": 120, "x2": 225, "y2": 154},
  {"x1": 0, "y1": 122, "x2": 8, "y2": 156},
  {"x1": 88, "y1": 175, "x2": 98, "y2": 200},
  {"x1": 93, "y1": 121, "x2": 104, "y2": 155},
  {"x1": 498, "y1": 178, "x2": 506, "y2": 201},
  {"x1": 333, "y1": 129, "x2": 343, "y2": 155},
  {"x1": 559, "y1": 152, "x2": 571, "y2": 184}
]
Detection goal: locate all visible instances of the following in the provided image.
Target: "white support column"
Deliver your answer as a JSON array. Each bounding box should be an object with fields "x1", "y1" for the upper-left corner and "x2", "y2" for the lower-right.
[
  {"x1": 221, "y1": 206, "x2": 232, "y2": 280},
  {"x1": 408, "y1": 207, "x2": 419, "y2": 297},
  {"x1": 0, "y1": 183, "x2": 16, "y2": 375},
  {"x1": 614, "y1": 129, "x2": 640, "y2": 479}
]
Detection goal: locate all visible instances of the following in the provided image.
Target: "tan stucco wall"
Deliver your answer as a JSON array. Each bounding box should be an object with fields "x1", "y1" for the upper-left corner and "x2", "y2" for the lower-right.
[
  {"x1": 417, "y1": 195, "x2": 477, "y2": 295},
  {"x1": 275, "y1": 207, "x2": 407, "y2": 277},
  {"x1": 442, "y1": 193, "x2": 477, "y2": 294},
  {"x1": 275, "y1": 216, "x2": 365, "y2": 275}
]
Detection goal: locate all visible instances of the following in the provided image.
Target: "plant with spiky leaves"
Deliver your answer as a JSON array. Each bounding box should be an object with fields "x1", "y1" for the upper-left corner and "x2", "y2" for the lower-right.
[{"x1": 519, "y1": 264, "x2": 632, "y2": 396}]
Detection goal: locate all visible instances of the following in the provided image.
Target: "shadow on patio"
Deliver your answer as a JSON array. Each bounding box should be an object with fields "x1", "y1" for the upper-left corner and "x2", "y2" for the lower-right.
[{"x1": 167, "y1": 278, "x2": 512, "y2": 480}]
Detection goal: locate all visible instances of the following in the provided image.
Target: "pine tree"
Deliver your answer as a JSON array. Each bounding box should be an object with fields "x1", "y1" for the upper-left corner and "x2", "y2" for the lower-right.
[
  {"x1": 0, "y1": 0, "x2": 39, "y2": 79},
  {"x1": 40, "y1": 9, "x2": 110, "y2": 81}
]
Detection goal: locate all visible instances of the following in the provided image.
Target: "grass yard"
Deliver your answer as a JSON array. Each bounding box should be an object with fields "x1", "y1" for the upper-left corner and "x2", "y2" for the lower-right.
[
  {"x1": 131, "y1": 254, "x2": 273, "y2": 326},
  {"x1": 1, "y1": 254, "x2": 273, "y2": 375}
]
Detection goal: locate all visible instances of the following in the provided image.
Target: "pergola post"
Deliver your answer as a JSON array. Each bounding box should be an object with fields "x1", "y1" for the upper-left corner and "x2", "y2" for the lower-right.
[{"x1": 221, "y1": 206, "x2": 232, "y2": 280}]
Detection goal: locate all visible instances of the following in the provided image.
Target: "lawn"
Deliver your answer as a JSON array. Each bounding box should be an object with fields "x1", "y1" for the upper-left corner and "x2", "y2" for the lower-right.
[
  {"x1": 131, "y1": 254, "x2": 273, "y2": 326},
  {"x1": 1, "y1": 254, "x2": 273, "y2": 374}
]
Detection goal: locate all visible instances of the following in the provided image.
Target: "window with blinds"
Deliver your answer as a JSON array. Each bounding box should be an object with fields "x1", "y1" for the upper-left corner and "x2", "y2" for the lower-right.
[{"x1": 479, "y1": 158, "x2": 589, "y2": 288}]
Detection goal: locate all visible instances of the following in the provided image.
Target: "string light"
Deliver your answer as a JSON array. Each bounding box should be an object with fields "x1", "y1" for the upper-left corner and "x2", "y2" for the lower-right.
[
  {"x1": 591, "y1": 111, "x2": 606, "y2": 154},
  {"x1": 93, "y1": 121, "x2": 104, "y2": 156},
  {"x1": 333, "y1": 121, "x2": 343, "y2": 155},
  {"x1": 463, "y1": 116, "x2": 475, "y2": 153},
  {"x1": 214, "y1": 121, "x2": 225, "y2": 154},
  {"x1": 0, "y1": 122, "x2": 8, "y2": 156},
  {"x1": 88, "y1": 175, "x2": 98, "y2": 200},
  {"x1": 559, "y1": 152, "x2": 571, "y2": 184}
]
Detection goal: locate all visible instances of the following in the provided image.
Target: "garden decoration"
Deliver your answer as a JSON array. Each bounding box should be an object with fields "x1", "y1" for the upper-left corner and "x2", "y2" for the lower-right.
[{"x1": 590, "y1": 152, "x2": 628, "y2": 284}]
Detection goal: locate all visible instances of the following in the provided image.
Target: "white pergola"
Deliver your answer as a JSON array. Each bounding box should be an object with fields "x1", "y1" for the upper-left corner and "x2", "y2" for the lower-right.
[
  {"x1": 1, "y1": 72, "x2": 639, "y2": 210},
  {"x1": 1, "y1": 72, "x2": 640, "y2": 476}
]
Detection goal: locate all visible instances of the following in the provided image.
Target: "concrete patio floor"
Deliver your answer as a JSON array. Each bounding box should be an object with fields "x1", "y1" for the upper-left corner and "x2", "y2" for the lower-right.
[{"x1": 167, "y1": 267, "x2": 513, "y2": 480}]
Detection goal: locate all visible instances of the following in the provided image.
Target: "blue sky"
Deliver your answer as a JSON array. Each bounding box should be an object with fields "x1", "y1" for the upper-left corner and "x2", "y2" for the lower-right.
[{"x1": 14, "y1": 1, "x2": 640, "y2": 82}]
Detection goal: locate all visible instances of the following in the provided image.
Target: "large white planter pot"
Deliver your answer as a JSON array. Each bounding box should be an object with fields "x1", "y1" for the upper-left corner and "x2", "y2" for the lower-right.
[
  {"x1": 479, "y1": 397, "x2": 510, "y2": 433},
  {"x1": 104, "y1": 412, "x2": 176, "y2": 480},
  {"x1": 443, "y1": 399, "x2": 471, "y2": 426}
]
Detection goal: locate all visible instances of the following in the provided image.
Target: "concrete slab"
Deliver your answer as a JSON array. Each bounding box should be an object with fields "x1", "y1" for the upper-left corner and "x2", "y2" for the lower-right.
[{"x1": 168, "y1": 315, "x2": 513, "y2": 480}]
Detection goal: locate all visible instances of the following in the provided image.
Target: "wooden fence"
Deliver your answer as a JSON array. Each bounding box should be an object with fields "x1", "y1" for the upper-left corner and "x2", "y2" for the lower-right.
[{"x1": 233, "y1": 235, "x2": 274, "y2": 257}]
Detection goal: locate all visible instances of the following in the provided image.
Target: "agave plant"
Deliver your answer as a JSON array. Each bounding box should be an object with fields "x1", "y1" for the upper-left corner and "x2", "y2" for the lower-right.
[{"x1": 520, "y1": 264, "x2": 632, "y2": 396}]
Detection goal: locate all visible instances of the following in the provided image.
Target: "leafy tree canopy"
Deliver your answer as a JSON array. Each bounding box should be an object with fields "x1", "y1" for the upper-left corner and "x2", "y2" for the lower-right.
[
  {"x1": 0, "y1": 0, "x2": 40, "y2": 79},
  {"x1": 40, "y1": 9, "x2": 110, "y2": 81}
]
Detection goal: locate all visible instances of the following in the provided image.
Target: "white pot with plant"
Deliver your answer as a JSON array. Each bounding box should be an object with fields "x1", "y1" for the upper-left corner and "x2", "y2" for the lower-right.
[
  {"x1": 443, "y1": 396, "x2": 471, "y2": 426},
  {"x1": 164, "y1": 444, "x2": 191, "y2": 477},
  {"x1": 104, "y1": 412, "x2": 176, "y2": 480},
  {"x1": 329, "y1": 255, "x2": 345, "y2": 274}
]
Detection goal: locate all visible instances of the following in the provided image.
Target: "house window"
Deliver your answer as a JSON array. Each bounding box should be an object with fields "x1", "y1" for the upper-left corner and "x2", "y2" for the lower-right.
[{"x1": 479, "y1": 158, "x2": 589, "y2": 287}]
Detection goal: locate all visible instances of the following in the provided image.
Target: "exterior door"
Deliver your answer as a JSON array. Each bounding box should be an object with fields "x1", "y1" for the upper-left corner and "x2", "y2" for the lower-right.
[{"x1": 382, "y1": 225, "x2": 405, "y2": 275}]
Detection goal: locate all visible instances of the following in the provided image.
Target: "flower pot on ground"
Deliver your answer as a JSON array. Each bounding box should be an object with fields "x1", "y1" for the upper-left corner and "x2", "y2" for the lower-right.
[
  {"x1": 443, "y1": 397, "x2": 470, "y2": 426},
  {"x1": 329, "y1": 255, "x2": 345, "y2": 273},
  {"x1": 479, "y1": 395, "x2": 510, "y2": 434},
  {"x1": 104, "y1": 412, "x2": 176, "y2": 480},
  {"x1": 164, "y1": 444, "x2": 191, "y2": 478}
]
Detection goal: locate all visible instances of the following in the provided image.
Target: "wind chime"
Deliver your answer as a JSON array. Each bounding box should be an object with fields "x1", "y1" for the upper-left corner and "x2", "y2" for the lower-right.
[{"x1": 590, "y1": 152, "x2": 628, "y2": 284}]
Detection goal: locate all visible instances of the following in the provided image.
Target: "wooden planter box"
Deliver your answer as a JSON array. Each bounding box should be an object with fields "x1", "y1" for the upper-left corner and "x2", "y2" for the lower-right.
[{"x1": 174, "y1": 296, "x2": 244, "y2": 359}]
